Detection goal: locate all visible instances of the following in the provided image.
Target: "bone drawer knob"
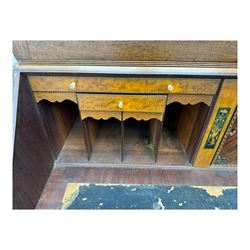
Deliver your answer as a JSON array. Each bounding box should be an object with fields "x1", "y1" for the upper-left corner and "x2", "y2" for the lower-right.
[
  {"x1": 167, "y1": 84, "x2": 174, "y2": 92},
  {"x1": 69, "y1": 82, "x2": 77, "y2": 89},
  {"x1": 118, "y1": 101, "x2": 124, "y2": 109}
]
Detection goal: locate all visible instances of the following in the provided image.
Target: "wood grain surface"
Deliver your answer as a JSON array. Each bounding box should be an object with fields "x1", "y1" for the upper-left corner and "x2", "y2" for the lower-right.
[
  {"x1": 13, "y1": 41, "x2": 237, "y2": 63},
  {"x1": 77, "y1": 94, "x2": 167, "y2": 113},
  {"x1": 80, "y1": 111, "x2": 122, "y2": 121},
  {"x1": 28, "y1": 75, "x2": 219, "y2": 95},
  {"x1": 34, "y1": 92, "x2": 77, "y2": 103},
  {"x1": 123, "y1": 112, "x2": 163, "y2": 121},
  {"x1": 167, "y1": 94, "x2": 213, "y2": 106}
]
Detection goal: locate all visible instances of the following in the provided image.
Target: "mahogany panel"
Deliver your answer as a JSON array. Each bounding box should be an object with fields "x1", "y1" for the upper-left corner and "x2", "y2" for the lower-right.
[{"x1": 13, "y1": 75, "x2": 55, "y2": 209}]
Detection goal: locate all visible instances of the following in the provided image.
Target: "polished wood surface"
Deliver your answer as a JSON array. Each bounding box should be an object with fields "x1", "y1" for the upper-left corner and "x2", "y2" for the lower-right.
[
  {"x1": 34, "y1": 92, "x2": 77, "y2": 103},
  {"x1": 77, "y1": 94, "x2": 167, "y2": 113},
  {"x1": 29, "y1": 75, "x2": 77, "y2": 92},
  {"x1": 36, "y1": 166, "x2": 237, "y2": 209},
  {"x1": 194, "y1": 80, "x2": 237, "y2": 166},
  {"x1": 28, "y1": 75, "x2": 219, "y2": 95},
  {"x1": 13, "y1": 41, "x2": 237, "y2": 62}
]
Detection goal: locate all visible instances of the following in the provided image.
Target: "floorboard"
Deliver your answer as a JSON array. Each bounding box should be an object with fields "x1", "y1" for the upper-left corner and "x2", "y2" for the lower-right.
[{"x1": 36, "y1": 166, "x2": 237, "y2": 209}]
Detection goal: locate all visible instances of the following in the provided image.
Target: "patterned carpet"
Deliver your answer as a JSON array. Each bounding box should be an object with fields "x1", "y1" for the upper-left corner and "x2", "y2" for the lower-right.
[{"x1": 61, "y1": 183, "x2": 237, "y2": 210}]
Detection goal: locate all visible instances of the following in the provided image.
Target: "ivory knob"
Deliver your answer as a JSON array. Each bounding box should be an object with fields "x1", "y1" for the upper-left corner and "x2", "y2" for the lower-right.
[
  {"x1": 118, "y1": 101, "x2": 124, "y2": 109},
  {"x1": 69, "y1": 81, "x2": 77, "y2": 89},
  {"x1": 167, "y1": 84, "x2": 174, "y2": 92}
]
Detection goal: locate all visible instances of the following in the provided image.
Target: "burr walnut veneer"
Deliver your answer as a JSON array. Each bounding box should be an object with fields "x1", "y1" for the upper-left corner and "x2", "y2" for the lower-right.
[{"x1": 28, "y1": 75, "x2": 223, "y2": 163}]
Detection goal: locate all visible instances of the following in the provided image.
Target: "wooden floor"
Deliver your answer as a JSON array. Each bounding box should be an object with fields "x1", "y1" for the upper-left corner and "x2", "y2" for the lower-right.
[
  {"x1": 36, "y1": 166, "x2": 237, "y2": 209},
  {"x1": 56, "y1": 119, "x2": 188, "y2": 167}
]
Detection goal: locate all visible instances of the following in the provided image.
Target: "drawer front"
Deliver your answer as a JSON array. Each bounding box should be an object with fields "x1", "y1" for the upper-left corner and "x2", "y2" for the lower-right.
[
  {"x1": 77, "y1": 94, "x2": 167, "y2": 113},
  {"x1": 28, "y1": 76, "x2": 219, "y2": 95},
  {"x1": 29, "y1": 76, "x2": 78, "y2": 92}
]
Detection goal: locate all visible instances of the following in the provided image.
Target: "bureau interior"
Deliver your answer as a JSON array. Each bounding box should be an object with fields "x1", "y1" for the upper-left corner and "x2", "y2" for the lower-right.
[
  {"x1": 35, "y1": 98, "x2": 209, "y2": 167},
  {"x1": 22, "y1": 73, "x2": 214, "y2": 167}
]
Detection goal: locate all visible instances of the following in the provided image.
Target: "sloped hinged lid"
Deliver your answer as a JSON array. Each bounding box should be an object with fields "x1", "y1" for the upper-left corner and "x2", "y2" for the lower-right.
[{"x1": 13, "y1": 40, "x2": 237, "y2": 63}]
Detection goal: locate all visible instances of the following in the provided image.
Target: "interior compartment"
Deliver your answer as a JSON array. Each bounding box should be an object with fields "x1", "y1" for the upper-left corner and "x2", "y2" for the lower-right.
[
  {"x1": 123, "y1": 118, "x2": 155, "y2": 164},
  {"x1": 84, "y1": 118, "x2": 122, "y2": 163},
  {"x1": 50, "y1": 101, "x2": 210, "y2": 167},
  {"x1": 163, "y1": 102, "x2": 210, "y2": 164}
]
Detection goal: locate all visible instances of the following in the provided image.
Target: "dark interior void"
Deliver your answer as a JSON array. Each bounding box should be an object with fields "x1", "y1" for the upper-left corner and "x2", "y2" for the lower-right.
[
  {"x1": 37, "y1": 100, "x2": 79, "y2": 156},
  {"x1": 164, "y1": 102, "x2": 210, "y2": 163}
]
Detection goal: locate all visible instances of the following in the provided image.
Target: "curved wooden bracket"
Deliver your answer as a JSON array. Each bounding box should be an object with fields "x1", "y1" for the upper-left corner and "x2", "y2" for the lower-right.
[
  {"x1": 167, "y1": 94, "x2": 213, "y2": 106},
  {"x1": 34, "y1": 92, "x2": 77, "y2": 104},
  {"x1": 123, "y1": 112, "x2": 163, "y2": 121},
  {"x1": 80, "y1": 111, "x2": 122, "y2": 121},
  {"x1": 80, "y1": 111, "x2": 164, "y2": 122}
]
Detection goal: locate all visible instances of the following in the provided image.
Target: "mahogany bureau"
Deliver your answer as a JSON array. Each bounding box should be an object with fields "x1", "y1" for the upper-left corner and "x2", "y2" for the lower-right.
[{"x1": 13, "y1": 41, "x2": 237, "y2": 208}]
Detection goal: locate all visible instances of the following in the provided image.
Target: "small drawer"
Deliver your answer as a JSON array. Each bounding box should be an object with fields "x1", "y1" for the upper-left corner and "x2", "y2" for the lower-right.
[
  {"x1": 77, "y1": 94, "x2": 167, "y2": 113},
  {"x1": 28, "y1": 76, "x2": 78, "y2": 92},
  {"x1": 76, "y1": 77, "x2": 219, "y2": 95},
  {"x1": 28, "y1": 76, "x2": 219, "y2": 95}
]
